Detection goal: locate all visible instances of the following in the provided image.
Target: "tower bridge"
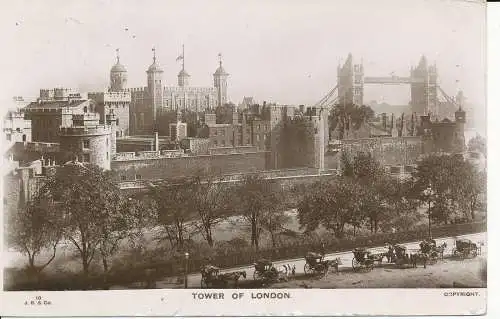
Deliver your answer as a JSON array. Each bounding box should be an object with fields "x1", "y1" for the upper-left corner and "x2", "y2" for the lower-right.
[{"x1": 314, "y1": 53, "x2": 461, "y2": 120}]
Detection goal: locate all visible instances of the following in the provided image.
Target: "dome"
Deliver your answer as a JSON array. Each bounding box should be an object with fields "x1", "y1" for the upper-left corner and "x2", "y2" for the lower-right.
[
  {"x1": 214, "y1": 65, "x2": 228, "y2": 75},
  {"x1": 148, "y1": 60, "x2": 163, "y2": 73},
  {"x1": 111, "y1": 62, "x2": 127, "y2": 73},
  {"x1": 178, "y1": 69, "x2": 190, "y2": 77}
]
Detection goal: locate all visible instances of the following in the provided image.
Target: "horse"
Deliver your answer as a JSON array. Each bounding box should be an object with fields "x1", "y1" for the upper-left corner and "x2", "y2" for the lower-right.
[
  {"x1": 410, "y1": 252, "x2": 428, "y2": 269},
  {"x1": 326, "y1": 258, "x2": 342, "y2": 273},
  {"x1": 384, "y1": 243, "x2": 397, "y2": 263},
  {"x1": 279, "y1": 264, "x2": 296, "y2": 281},
  {"x1": 434, "y1": 242, "x2": 447, "y2": 259},
  {"x1": 218, "y1": 271, "x2": 247, "y2": 288}
]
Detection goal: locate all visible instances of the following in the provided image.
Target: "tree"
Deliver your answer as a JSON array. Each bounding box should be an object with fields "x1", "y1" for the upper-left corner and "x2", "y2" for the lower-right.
[
  {"x1": 259, "y1": 190, "x2": 292, "y2": 248},
  {"x1": 297, "y1": 177, "x2": 363, "y2": 238},
  {"x1": 329, "y1": 103, "x2": 375, "y2": 139},
  {"x1": 6, "y1": 196, "x2": 62, "y2": 279},
  {"x1": 449, "y1": 160, "x2": 486, "y2": 221},
  {"x1": 410, "y1": 154, "x2": 481, "y2": 226},
  {"x1": 343, "y1": 152, "x2": 393, "y2": 233},
  {"x1": 191, "y1": 175, "x2": 232, "y2": 247},
  {"x1": 233, "y1": 174, "x2": 275, "y2": 250},
  {"x1": 150, "y1": 178, "x2": 196, "y2": 251},
  {"x1": 467, "y1": 134, "x2": 486, "y2": 157},
  {"x1": 35, "y1": 162, "x2": 130, "y2": 278}
]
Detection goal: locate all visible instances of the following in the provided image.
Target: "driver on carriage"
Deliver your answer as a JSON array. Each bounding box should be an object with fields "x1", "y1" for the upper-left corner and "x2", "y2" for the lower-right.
[{"x1": 202, "y1": 264, "x2": 220, "y2": 274}]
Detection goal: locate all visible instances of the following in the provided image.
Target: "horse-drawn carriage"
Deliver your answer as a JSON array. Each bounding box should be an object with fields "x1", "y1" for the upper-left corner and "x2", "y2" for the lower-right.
[
  {"x1": 351, "y1": 248, "x2": 376, "y2": 271},
  {"x1": 253, "y1": 259, "x2": 279, "y2": 282},
  {"x1": 452, "y1": 239, "x2": 480, "y2": 259},
  {"x1": 304, "y1": 252, "x2": 340, "y2": 277},
  {"x1": 393, "y1": 244, "x2": 420, "y2": 268},
  {"x1": 419, "y1": 239, "x2": 442, "y2": 265},
  {"x1": 200, "y1": 264, "x2": 221, "y2": 288},
  {"x1": 200, "y1": 264, "x2": 246, "y2": 288}
]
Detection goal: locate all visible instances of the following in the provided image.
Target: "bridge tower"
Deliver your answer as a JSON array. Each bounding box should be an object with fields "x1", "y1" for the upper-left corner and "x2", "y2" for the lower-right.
[
  {"x1": 337, "y1": 53, "x2": 364, "y2": 106},
  {"x1": 410, "y1": 55, "x2": 438, "y2": 117}
]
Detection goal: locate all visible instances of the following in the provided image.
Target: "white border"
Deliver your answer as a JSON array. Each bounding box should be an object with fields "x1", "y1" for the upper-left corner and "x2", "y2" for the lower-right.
[
  {"x1": 1, "y1": 0, "x2": 497, "y2": 317},
  {"x1": 0, "y1": 289, "x2": 488, "y2": 317}
]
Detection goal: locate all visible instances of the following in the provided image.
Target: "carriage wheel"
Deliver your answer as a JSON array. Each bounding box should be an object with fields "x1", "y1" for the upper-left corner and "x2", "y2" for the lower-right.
[
  {"x1": 452, "y1": 248, "x2": 459, "y2": 257},
  {"x1": 352, "y1": 258, "x2": 361, "y2": 271},
  {"x1": 304, "y1": 263, "x2": 313, "y2": 275}
]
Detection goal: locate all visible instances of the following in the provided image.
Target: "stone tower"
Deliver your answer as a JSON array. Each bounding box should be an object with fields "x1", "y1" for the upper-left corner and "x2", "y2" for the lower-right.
[
  {"x1": 454, "y1": 98, "x2": 466, "y2": 152},
  {"x1": 178, "y1": 45, "x2": 190, "y2": 87},
  {"x1": 147, "y1": 48, "x2": 164, "y2": 129},
  {"x1": 410, "y1": 55, "x2": 438, "y2": 117},
  {"x1": 106, "y1": 110, "x2": 118, "y2": 156},
  {"x1": 337, "y1": 53, "x2": 364, "y2": 106},
  {"x1": 110, "y1": 49, "x2": 128, "y2": 92},
  {"x1": 59, "y1": 112, "x2": 112, "y2": 170},
  {"x1": 213, "y1": 54, "x2": 229, "y2": 107}
]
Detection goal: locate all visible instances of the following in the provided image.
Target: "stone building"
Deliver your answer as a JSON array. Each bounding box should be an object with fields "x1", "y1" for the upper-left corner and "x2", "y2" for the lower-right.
[
  {"x1": 24, "y1": 91, "x2": 92, "y2": 143},
  {"x1": 59, "y1": 111, "x2": 115, "y2": 170},
  {"x1": 129, "y1": 49, "x2": 229, "y2": 135},
  {"x1": 4, "y1": 110, "x2": 31, "y2": 143}
]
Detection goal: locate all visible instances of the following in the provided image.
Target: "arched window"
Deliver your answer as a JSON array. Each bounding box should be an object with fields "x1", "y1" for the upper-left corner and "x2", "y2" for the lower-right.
[
  {"x1": 84, "y1": 106, "x2": 88, "y2": 113},
  {"x1": 22, "y1": 134, "x2": 26, "y2": 142}
]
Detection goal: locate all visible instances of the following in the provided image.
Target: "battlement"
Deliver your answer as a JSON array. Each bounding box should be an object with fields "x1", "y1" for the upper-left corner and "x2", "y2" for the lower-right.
[
  {"x1": 22, "y1": 141, "x2": 60, "y2": 152},
  {"x1": 39, "y1": 88, "x2": 81, "y2": 102},
  {"x1": 128, "y1": 87, "x2": 147, "y2": 93},
  {"x1": 60, "y1": 125, "x2": 111, "y2": 136},
  {"x1": 163, "y1": 86, "x2": 217, "y2": 93},
  {"x1": 88, "y1": 91, "x2": 131, "y2": 102},
  {"x1": 113, "y1": 149, "x2": 185, "y2": 161}
]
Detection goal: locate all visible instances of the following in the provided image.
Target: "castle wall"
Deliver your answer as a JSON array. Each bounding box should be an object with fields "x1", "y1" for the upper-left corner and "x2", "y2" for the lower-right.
[
  {"x1": 89, "y1": 92, "x2": 131, "y2": 137},
  {"x1": 111, "y1": 151, "x2": 268, "y2": 181},
  {"x1": 341, "y1": 136, "x2": 423, "y2": 167}
]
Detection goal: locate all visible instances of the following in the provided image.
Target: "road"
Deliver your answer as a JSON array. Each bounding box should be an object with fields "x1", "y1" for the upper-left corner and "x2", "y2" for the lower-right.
[{"x1": 150, "y1": 232, "x2": 486, "y2": 289}]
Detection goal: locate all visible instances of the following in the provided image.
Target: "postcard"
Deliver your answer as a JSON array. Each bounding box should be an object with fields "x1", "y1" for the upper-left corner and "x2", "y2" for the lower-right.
[{"x1": 0, "y1": 0, "x2": 487, "y2": 316}]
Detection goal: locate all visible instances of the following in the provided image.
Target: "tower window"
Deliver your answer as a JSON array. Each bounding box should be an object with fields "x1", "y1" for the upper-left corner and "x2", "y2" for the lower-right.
[
  {"x1": 22, "y1": 134, "x2": 26, "y2": 142},
  {"x1": 83, "y1": 154, "x2": 90, "y2": 162},
  {"x1": 106, "y1": 152, "x2": 109, "y2": 160},
  {"x1": 83, "y1": 139, "x2": 90, "y2": 149},
  {"x1": 84, "y1": 106, "x2": 88, "y2": 113}
]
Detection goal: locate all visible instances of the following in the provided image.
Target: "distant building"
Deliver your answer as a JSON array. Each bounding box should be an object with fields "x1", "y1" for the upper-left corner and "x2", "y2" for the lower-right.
[
  {"x1": 4, "y1": 110, "x2": 31, "y2": 143},
  {"x1": 129, "y1": 49, "x2": 229, "y2": 135},
  {"x1": 24, "y1": 91, "x2": 93, "y2": 143}
]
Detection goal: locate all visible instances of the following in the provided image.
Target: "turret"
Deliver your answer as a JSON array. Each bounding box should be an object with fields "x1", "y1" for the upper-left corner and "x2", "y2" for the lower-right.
[
  {"x1": 110, "y1": 49, "x2": 128, "y2": 91},
  {"x1": 106, "y1": 110, "x2": 117, "y2": 156},
  {"x1": 213, "y1": 53, "x2": 229, "y2": 107},
  {"x1": 147, "y1": 48, "x2": 164, "y2": 126},
  {"x1": 177, "y1": 45, "x2": 190, "y2": 87}
]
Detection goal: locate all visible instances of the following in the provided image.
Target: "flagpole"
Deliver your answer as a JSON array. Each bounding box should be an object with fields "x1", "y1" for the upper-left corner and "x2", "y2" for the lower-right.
[{"x1": 182, "y1": 44, "x2": 185, "y2": 70}]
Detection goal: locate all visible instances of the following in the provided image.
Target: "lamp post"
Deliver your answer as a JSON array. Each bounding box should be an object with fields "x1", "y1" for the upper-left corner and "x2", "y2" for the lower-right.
[
  {"x1": 184, "y1": 252, "x2": 189, "y2": 288},
  {"x1": 423, "y1": 185, "x2": 435, "y2": 238}
]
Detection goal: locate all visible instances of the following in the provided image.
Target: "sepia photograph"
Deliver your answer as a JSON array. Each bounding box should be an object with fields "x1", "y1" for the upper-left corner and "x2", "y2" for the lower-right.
[{"x1": 0, "y1": 0, "x2": 487, "y2": 316}]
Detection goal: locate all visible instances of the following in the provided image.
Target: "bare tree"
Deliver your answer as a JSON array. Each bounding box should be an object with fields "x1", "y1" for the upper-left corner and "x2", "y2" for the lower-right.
[
  {"x1": 150, "y1": 178, "x2": 196, "y2": 251},
  {"x1": 6, "y1": 196, "x2": 62, "y2": 280},
  {"x1": 233, "y1": 174, "x2": 275, "y2": 250},
  {"x1": 191, "y1": 175, "x2": 231, "y2": 247}
]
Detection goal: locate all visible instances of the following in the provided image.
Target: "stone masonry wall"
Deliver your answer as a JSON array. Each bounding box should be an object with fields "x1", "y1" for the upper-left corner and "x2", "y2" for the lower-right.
[
  {"x1": 111, "y1": 151, "x2": 268, "y2": 181},
  {"x1": 341, "y1": 136, "x2": 423, "y2": 167}
]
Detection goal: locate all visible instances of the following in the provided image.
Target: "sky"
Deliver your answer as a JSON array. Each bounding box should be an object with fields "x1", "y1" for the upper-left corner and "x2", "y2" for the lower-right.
[{"x1": 0, "y1": 0, "x2": 486, "y2": 128}]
